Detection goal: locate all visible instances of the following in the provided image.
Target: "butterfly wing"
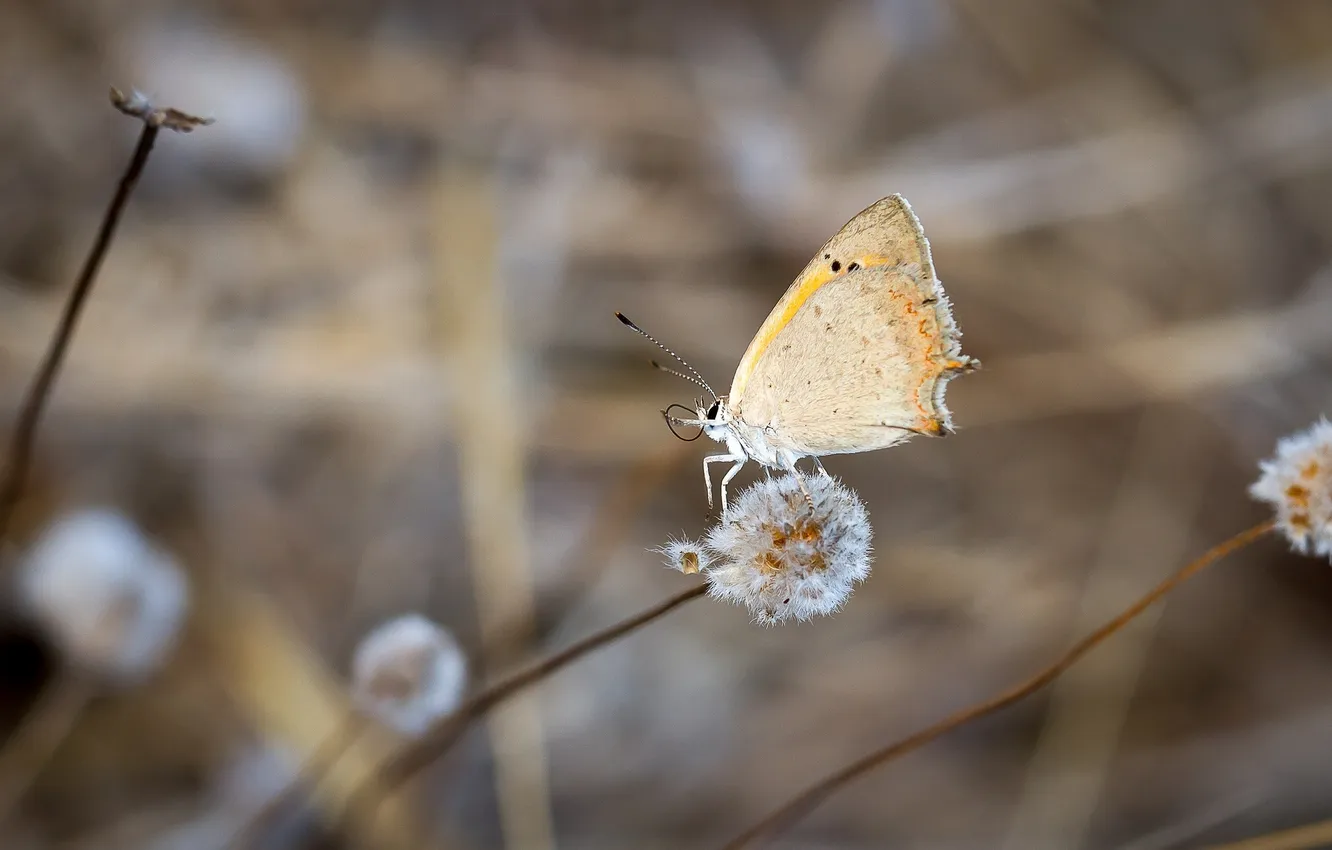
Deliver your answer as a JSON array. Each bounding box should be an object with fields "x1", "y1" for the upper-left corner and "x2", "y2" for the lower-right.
[
  {"x1": 729, "y1": 197, "x2": 974, "y2": 456},
  {"x1": 729, "y1": 195, "x2": 934, "y2": 402}
]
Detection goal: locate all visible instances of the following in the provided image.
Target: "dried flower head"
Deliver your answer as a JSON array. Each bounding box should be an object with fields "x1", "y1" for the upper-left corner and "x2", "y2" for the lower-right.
[
  {"x1": 656, "y1": 536, "x2": 711, "y2": 575},
  {"x1": 351, "y1": 614, "x2": 467, "y2": 736},
  {"x1": 700, "y1": 473, "x2": 872, "y2": 624},
  {"x1": 1251, "y1": 418, "x2": 1332, "y2": 559},
  {"x1": 17, "y1": 509, "x2": 189, "y2": 682},
  {"x1": 110, "y1": 86, "x2": 214, "y2": 132}
]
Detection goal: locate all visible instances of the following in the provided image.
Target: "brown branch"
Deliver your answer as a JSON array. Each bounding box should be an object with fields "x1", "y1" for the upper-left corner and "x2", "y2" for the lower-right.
[
  {"x1": 349, "y1": 581, "x2": 708, "y2": 824},
  {"x1": 0, "y1": 88, "x2": 208, "y2": 545},
  {"x1": 721, "y1": 520, "x2": 1276, "y2": 850}
]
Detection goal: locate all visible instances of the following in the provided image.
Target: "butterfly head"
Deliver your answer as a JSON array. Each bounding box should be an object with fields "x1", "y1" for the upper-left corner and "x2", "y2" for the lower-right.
[{"x1": 699, "y1": 397, "x2": 731, "y2": 444}]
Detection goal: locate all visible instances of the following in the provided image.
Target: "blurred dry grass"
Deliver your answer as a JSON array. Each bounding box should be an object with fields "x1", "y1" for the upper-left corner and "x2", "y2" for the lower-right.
[{"x1": 3, "y1": 1, "x2": 1332, "y2": 848}]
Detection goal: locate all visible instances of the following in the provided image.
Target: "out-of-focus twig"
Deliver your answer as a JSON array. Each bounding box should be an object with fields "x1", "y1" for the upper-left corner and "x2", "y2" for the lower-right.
[
  {"x1": 0, "y1": 88, "x2": 207, "y2": 547},
  {"x1": 268, "y1": 26, "x2": 1332, "y2": 247},
  {"x1": 721, "y1": 521, "x2": 1275, "y2": 850},
  {"x1": 434, "y1": 158, "x2": 553, "y2": 850}
]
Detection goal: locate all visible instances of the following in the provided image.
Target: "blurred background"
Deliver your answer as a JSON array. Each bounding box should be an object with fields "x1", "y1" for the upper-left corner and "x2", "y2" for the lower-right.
[{"x1": 2, "y1": 1, "x2": 1332, "y2": 848}]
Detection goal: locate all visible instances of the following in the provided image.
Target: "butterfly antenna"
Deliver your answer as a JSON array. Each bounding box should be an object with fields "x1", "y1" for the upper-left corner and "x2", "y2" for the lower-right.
[
  {"x1": 649, "y1": 360, "x2": 711, "y2": 394},
  {"x1": 615, "y1": 312, "x2": 717, "y2": 400}
]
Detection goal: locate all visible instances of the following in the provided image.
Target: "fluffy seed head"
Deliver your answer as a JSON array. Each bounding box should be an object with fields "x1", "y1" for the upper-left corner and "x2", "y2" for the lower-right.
[
  {"x1": 16, "y1": 509, "x2": 189, "y2": 682},
  {"x1": 656, "y1": 536, "x2": 711, "y2": 575},
  {"x1": 1251, "y1": 418, "x2": 1332, "y2": 559},
  {"x1": 351, "y1": 614, "x2": 467, "y2": 736},
  {"x1": 701, "y1": 474, "x2": 872, "y2": 624}
]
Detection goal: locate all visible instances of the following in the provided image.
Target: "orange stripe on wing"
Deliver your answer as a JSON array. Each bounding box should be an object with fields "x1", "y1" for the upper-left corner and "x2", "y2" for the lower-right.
[{"x1": 730, "y1": 254, "x2": 895, "y2": 399}]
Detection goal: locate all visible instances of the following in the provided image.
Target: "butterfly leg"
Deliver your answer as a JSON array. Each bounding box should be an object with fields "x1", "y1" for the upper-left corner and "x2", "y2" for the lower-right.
[
  {"x1": 781, "y1": 458, "x2": 817, "y2": 511},
  {"x1": 810, "y1": 457, "x2": 830, "y2": 477},
  {"x1": 793, "y1": 470, "x2": 816, "y2": 510},
  {"x1": 703, "y1": 453, "x2": 745, "y2": 514},
  {"x1": 718, "y1": 458, "x2": 746, "y2": 517}
]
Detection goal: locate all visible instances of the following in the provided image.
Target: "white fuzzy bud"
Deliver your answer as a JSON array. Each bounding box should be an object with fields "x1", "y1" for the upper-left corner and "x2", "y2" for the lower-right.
[
  {"x1": 351, "y1": 614, "x2": 467, "y2": 737},
  {"x1": 17, "y1": 509, "x2": 189, "y2": 682},
  {"x1": 656, "y1": 536, "x2": 711, "y2": 575}
]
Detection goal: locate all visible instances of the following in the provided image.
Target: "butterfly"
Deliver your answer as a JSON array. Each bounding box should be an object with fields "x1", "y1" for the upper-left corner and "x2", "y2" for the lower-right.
[{"x1": 619, "y1": 195, "x2": 976, "y2": 514}]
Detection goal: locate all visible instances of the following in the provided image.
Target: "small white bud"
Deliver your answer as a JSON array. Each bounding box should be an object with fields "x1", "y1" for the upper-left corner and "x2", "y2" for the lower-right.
[
  {"x1": 351, "y1": 614, "x2": 467, "y2": 737},
  {"x1": 17, "y1": 509, "x2": 188, "y2": 682},
  {"x1": 655, "y1": 536, "x2": 711, "y2": 575}
]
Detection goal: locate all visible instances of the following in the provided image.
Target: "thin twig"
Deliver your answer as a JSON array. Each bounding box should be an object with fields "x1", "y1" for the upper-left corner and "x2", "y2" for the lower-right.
[
  {"x1": 0, "y1": 88, "x2": 207, "y2": 545},
  {"x1": 721, "y1": 521, "x2": 1276, "y2": 850},
  {"x1": 350, "y1": 582, "x2": 708, "y2": 824}
]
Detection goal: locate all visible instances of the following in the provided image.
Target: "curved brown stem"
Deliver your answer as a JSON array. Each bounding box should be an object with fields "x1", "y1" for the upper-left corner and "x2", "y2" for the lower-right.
[
  {"x1": 0, "y1": 88, "x2": 207, "y2": 548},
  {"x1": 722, "y1": 520, "x2": 1275, "y2": 850},
  {"x1": 0, "y1": 101, "x2": 158, "y2": 544}
]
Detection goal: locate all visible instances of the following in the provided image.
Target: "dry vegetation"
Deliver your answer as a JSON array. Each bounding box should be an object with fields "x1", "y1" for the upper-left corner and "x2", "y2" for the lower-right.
[{"x1": 3, "y1": 1, "x2": 1332, "y2": 848}]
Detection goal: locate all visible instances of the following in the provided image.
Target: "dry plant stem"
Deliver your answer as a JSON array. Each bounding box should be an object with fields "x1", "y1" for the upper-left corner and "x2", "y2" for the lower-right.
[
  {"x1": 229, "y1": 712, "x2": 369, "y2": 850},
  {"x1": 436, "y1": 162, "x2": 552, "y2": 850},
  {"x1": 0, "y1": 113, "x2": 160, "y2": 544},
  {"x1": 721, "y1": 520, "x2": 1276, "y2": 850},
  {"x1": 0, "y1": 673, "x2": 94, "y2": 825},
  {"x1": 353, "y1": 582, "x2": 708, "y2": 821}
]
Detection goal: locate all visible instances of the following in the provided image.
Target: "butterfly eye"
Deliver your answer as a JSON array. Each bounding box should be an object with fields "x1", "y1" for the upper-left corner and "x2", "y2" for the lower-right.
[
  {"x1": 706, "y1": 400, "x2": 721, "y2": 420},
  {"x1": 663, "y1": 403, "x2": 703, "y2": 442}
]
